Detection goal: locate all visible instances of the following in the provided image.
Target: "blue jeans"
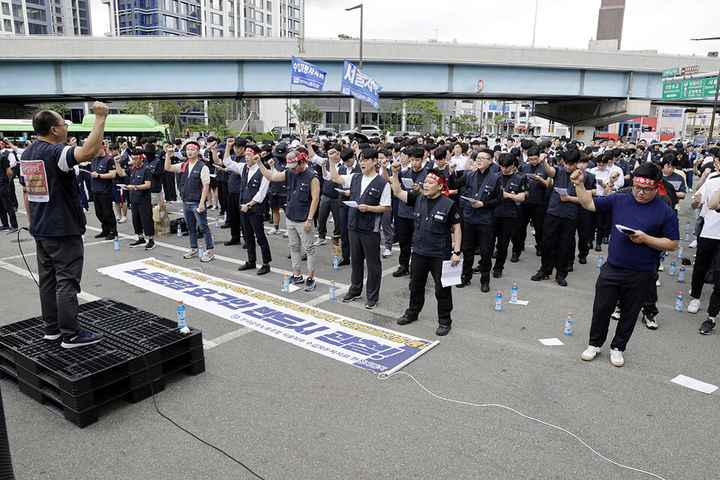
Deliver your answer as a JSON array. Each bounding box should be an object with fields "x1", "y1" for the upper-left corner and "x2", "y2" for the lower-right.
[{"x1": 183, "y1": 202, "x2": 214, "y2": 250}]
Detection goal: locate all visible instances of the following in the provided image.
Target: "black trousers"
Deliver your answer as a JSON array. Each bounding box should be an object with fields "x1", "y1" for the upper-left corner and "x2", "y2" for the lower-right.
[
  {"x1": 348, "y1": 230, "x2": 382, "y2": 303},
  {"x1": 241, "y1": 212, "x2": 272, "y2": 265},
  {"x1": 595, "y1": 211, "x2": 612, "y2": 245},
  {"x1": 339, "y1": 206, "x2": 350, "y2": 260},
  {"x1": 163, "y1": 171, "x2": 177, "y2": 201},
  {"x1": 642, "y1": 267, "x2": 661, "y2": 318},
  {"x1": 405, "y1": 253, "x2": 453, "y2": 325},
  {"x1": 36, "y1": 236, "x2": 83, "y2": 338},
  {"x1": 576, "y1": 211, "x2": 595, "y2": 260},
  {"x1": 589, "y1": 263, "x2": 654, "y2": 351},
  {"x1": 690, "y1": 237, "x2": 720, "y2": 316},
  {"x1": 0, "y1": 185, "x2": 17, "y2": 229},
  {"x1": 217, "y1": 180, "x2": 228, "y2": 215},
  {"x1": 227, "y1": 192, "x2": 242, "y2": 241},
  {"x1": 131, "y1": 201, "x2": 155, "y2": 237},
  {"x1": 493, "y1": 216, "x2": 516, "y2": 273},
  {"x1": 462, "y1": 222, "x2": 494, "y2": 281},
  {"x1": 512, "y1": 203, "x2": 545, "y2": 256},
  {"x1": 317, "y1": 195, "x2": 340, "y2": 239},
  {"x1": 397, "y1": 216, "x2": 415, "y2": 269},
  {"x1": 92, "y1": 191, "x2": 117, "y2": 236},
  {"x1": 540, "y1": 214, "x2": 576, "y2": 278}
]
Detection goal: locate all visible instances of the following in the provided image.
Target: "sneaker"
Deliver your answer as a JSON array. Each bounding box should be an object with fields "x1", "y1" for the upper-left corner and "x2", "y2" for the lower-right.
[
  {"x1": 6, "y1": 227, "x2": 18, "y2": 234},
  {"x1": 118, "y1": 216, "x2": 128, "y2": 224},
  {"x1": 643, "y1": 314, "x2": 658, "y2": 330},
  {"x1": 658, "y1": 263, "x2": 664, "y2": 271},
  {"x1": 183, "y1": 248, "x2": 199, "y2": 259},
  {"x1": 304, "y1": 277, "x2": 316, "y2": 292},
  {"x1": 129, "y1": 238, "x2": 147, "y2": 248},
  {"x1": 578, "y1": 256, "x2": 587, "y2": 264},
  {"x1": 581, "y1": 345, "x2": 601, "y2": 361},
  {"x1": 267, "y1": 227, "x2": 281, "y2": 235},
  {"x1": 688, "y1": 298, "x2": 701, "y2": 314},
  {"x1": 0, "y1": 226, "x2": 8, "y2": 231},
  {"x1": 611, "y1": 307, "x2": 621, "y2": 321},
  {"x1": 314, "y1": 237, "x2": 327, "y2": 246},
  {"x1": 699, "y1": 319, "x2": 716, "y2": 335},
  {"x1": 291, "y1": 274, "x2": 304, "y2": 284},
  {"x1": 531, "y1": 270, "x2": 549, "y2": 281},
  {"x1": 510, "y1": 254, "x2": 520, "y2": 263},
  {"x1": 610, "y1": 348, "x2": 624, "y2": 367},
  {"x1": 94, "y1": 232, "x2": 107, "y2": 239},
  {"x1": 554, "y1": 275, "x2": 568, "y2": 287},
  {"x1": 61, "y1": 329, "x2": 103, "y2": 349},
  {"x1": 365, "y1": 300, "x2": 377, "y2": 310},
  {"x1": 43, "y1": 332, "x2": 61, "y2": 340},
  {"x1": 656, "y1": 279, "x2": 661, "y2": 287},
  {"x1": 455, "y1": 280, "x2": 471, "y2": 288},
  {"x1": 689, "y1": 240, "x2": 697, "y2": 249},
  {"x1": 396, "y1": 315, "x2": 417, "y2": 325},
  {"x1": 436, "y1": 324, "x2": 452, "y2": 336},
  {"x1": 200, "y1": 250, "x2": 215, "y2": 262},
  {"x1": 342, "y1": 293, "x2": 361, "y2": 303},
  {"x1": 115, "y1": 215, "x2": 121, "y2": 221},
  {"x1": 392, "y1": 266, "x2": 410, "y2": 277},
  {"x1": 144, "y1": 239, "x2": 156, "y2": 250},
  {"x1": 383, "y1": 248, "x2": 392, "y2": 258}
]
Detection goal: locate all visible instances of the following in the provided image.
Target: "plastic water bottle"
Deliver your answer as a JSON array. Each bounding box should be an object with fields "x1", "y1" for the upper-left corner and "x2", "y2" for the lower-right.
[
  {"x1": 675, "y1": 292, "x2": 683, "y2": 312},
  {"x1": 176, "y1": 300, "x2": 186, "y2": 329},
  {"x1": 329, "y1": 280, "x2": 336, "y2": 300},
  {"x1": 81, "y1": 234, "x2": 86, "y2": 244},
  {"x1": 564, "y1": 313, "x2": 573, "y2": 336},
  {"x1": 685, "y1": 229, "x2": 691, "y2": 243},
  {"x1": 678, "y1": 241, "x2": 684, "y2": 260},
  {"x1": 597, "y1": 253, "x2": 603, "y2": 268},
  {"x1": 495, "y1": 291, "x2": 502, "y2": 312},
  {"x1": 215, "y1": 217, "x2": 220, "y2": 228},
  {"x1": 198, "y1": 244, "x2": 204, "y2": 258},
  {"x1": 113, "y1": 236, "x2": 120, "y2": 251},
  {"x1": 686, "y1": 220, "x2": 691, "y2": 231},
  {"x1": 511, "y1": 283, "x2": 518, "y2": 303},
  {"x1": 177, "y1": 225, "x2": 183, "y2": 238},
  {"x1": 224, "y1": 212, "x2": 228, "y2": 222},
  {"x1": 333, "y1": 255, "x2": 339, "y2": 271},
  {"x1": 678, "y1": 266, "x2": 686, "y2": 283},
  {"x1": 669, "y1": 260, "x2": 676, "y2": 276},
  {"x1": 282, "y1": 274, "x2": 290, "y2": 293},
  {"x1": 677, "y1": 202, "x2": 681, "y2": 214}
]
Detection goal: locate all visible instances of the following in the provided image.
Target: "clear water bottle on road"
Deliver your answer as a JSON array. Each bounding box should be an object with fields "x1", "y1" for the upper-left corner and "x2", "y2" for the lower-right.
[
  {"x1": 333, "y1": 255, "x2": 339, "y2": 271},
  {"x1": 177, "y1": 225, "x2": 183, "y2": 238},
  {"x1": 198, "y1": 244, "x2": 204, "y2": 258},
  {"x1": 669, "y1": 260, "x2": 676, "y2": 276},
  {"x1": 282, "y1": 274, "x2": 290, "y2": 293},
  {"x1": 177, "y1": 300, "x2": 186, "y2": 329},
  {"x1": 564, "y1": 313, "x2": 573, "y2": 336},
  {"x1": 495, "y1": 291, "x2": 502, "y2": 312},
  {"x1": 113, "y1": 236, "x2": 120, "y2": 251},
  {"x1": 511, "y1": 283, "x2": 518, "y2": 303},
  {"x1": 81, "y1": 234, "x2": 86, "y2": 244},
  {"x1": 678, "y1": 241, "x2": 684, "y2": 260},
  {"x1": 675, "y1": 292, "x2": 683, "y2": 312},
  {"x1": 215, "y1": 217, "x2": 220, "y2": 228},
  {"x1": 686, "y1": 220, "x2": 691, "y2": 231},
  {"x1": 678, "y1": 266, "x2": 686, "y2": 283},
  {"x1": 329, "y1": 280, "x2": 336, "y2": 300},
  {"x1": 597, "y1": 253, "x2": 603, "y2": 268},
  {"x1": 685, "y1": 229, "x2": 691, "y2": 243}
]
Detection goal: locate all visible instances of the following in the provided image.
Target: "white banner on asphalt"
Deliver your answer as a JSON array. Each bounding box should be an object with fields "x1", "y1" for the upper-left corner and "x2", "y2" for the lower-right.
[{"x1": 98, "y1": 258, "x2": 438, "y2": 375}]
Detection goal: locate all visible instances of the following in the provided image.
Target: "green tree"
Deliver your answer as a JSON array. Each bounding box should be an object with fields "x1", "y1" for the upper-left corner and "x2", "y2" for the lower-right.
[
  {"x1": 449, "y1": 113, "x2": 478, "y2": 134},
  {"x1": 124, "y1": 100, "x2": 202, "y2": 135},
  {"x1": 33, "y1": 103, "x2": 70, "y2": 117},
  {"x1": 338, "y1": 33, "x2": 358, "y2": 40},
  {"x1": 292, "y1": 102, "x2": 323, "y2": 135},
  {"x1": 405, "y1": 100, "x2": 442, "y2": 131},
  {"x1": 378, "y1": 100, "x2": 402, "y2": 131}
]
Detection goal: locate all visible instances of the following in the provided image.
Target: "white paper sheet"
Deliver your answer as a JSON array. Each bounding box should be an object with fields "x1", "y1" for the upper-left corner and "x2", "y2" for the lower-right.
[
  {"x1": 460, "y1": 196, "x2": 479, "y2": 203},
  {"x1": 668, "y1": 180, "x2": 682, "y2": 190},
  {"x1": 343, "y1": 201, "x2": 358, "y2": 208},
  {"x1": 335, "y1": 188, "x2": 348, "y2": 194},
  {"x1": 115, "y1": 184, "x2": 128, "y2": 189},
  {"x1": 615, "y1": 224, "x2": 636, "y2": 235},
  {"x1": 441, "y1": 259, "x2": 463, "y2": 287},
  {"x1": 538, "y1": 338, "x2": 564, "y2": 346},
  {"x1": 509, "y1": 299, "x2": 529, "y2": 305},
  {"x1": 671, "y1": 375, "x2": 718, "y2": 394},
  {"x1": 401, "y1": 177, "x2": 415, "y2": 189},
  {"x1": 554, "y1": 187, "x2": 568, "y2": 196}
]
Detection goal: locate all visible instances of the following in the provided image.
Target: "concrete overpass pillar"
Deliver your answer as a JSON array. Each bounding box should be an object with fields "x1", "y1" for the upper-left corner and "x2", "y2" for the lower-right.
[{"x1": 534, "y1": 99, "x2": 650, "y2": 128}]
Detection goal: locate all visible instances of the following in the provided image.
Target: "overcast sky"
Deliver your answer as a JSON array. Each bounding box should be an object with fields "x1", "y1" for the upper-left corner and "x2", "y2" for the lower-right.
[{"x1": 90, "y1": 0, "x2": 720, "y2": 56}]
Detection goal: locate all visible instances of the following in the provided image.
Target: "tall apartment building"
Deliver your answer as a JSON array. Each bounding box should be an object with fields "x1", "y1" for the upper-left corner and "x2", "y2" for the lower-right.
[
  {"x1": 0, "y1": 0, "x2": 91, "y2": 35},
  {"x1": 107, "y1": 0, "x2": 302, "y2": 38}
]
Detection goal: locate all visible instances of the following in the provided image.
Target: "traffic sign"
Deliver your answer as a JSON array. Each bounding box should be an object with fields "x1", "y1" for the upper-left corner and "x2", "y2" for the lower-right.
[
  {"x1": 662, "y1": 76, "x2": 718, "y2": 100},
  {"x1": 662, "y1": 65, "x2": 700, "y2": 78},
  {"x1": 476, "y1": 79, "x2": 485, "y2": 93}
]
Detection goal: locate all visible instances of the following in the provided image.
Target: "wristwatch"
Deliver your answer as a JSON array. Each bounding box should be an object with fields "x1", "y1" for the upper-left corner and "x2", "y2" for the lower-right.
[{"x1": 453, "y1": 251, "x2": 461, "y2": 256}]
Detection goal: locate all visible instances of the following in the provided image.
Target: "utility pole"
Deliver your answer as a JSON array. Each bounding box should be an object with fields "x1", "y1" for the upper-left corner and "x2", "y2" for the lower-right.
[{"x1": 346, "y1": 4, "x2": 363, "y2": 130}]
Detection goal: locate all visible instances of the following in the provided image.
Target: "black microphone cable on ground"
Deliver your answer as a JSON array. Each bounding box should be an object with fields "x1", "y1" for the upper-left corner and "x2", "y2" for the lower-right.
[{"x1": 14, "y1": 227, "x2": 265, "y2": 479}]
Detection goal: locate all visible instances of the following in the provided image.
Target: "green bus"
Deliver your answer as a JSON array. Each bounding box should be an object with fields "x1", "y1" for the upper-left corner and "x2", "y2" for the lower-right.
[{"x1": 0, "y1": 114, "x2": 172, "y2": 144}]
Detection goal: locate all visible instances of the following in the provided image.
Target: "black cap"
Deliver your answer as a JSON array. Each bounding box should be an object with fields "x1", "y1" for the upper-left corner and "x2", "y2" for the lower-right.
[
  {"x1": 351, "y1": 132, "x2": 369, "y2": 144},
  {"x1": 274, "y1": 142, "x2": 288, "y2": 158}
]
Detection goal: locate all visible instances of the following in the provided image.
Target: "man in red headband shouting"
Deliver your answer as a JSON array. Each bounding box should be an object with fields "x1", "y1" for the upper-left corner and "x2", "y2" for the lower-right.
[
  {"x1": 389, "y1": 163, "x2": 462, "y2": 336},
  {"x1": 571, "y1": 162, "x2": 679, "y2": 367}
]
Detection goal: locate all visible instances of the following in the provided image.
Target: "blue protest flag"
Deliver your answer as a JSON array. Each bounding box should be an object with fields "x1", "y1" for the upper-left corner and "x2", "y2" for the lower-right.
[
  {"x1": 340, "y1": 60, "x2": 382, "y2": 109},
  {"x1": 290, "y1": 56, "x2": 327, "y2": 91}
]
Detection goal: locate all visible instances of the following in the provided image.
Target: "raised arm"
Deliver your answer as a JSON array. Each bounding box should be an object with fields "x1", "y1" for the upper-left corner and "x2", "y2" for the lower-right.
[
  {"x1": 74, "y1": 102, "x2": 109, "y2": 163},
  {"x1": 389, "y1": 162, "x2": 409, "y2": 204},
  {"x1": 256, "y1": 158, "x2": 286, "y2": 182},
  {"x1": 570, "y1": 169, "x2": 595, "y2": 212}
]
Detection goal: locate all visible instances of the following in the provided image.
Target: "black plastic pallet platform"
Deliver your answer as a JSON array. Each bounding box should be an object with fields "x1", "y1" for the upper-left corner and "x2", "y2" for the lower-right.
[{"x1": 0, "y1": 298, "x2": 205, "y2": 428}]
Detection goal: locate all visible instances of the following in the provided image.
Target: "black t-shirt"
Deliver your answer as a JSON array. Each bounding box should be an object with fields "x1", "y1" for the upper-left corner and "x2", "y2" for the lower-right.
[
  {"x1": 407, "y1": 191, "x2": 461, "y2": 224},
  {"x1": 0, "y1": 155, "x2": 10, "y2": 187}
]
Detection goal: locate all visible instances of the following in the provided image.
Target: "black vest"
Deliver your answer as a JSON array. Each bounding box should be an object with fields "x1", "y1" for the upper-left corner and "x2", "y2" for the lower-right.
[
  {"x1": 268, "y1": 157, "x2": 287, "y2": 195},
  {"x1": 227, "y1": 154, "x2": 245, "y2": 194},
  {"x1": 398, "y1": 167, "x2": 429, "y2": 219},
  {"x1": 460, "y1": 169, "x2": 500, "y2": 225},
  {"x1": 180, "y1": 161, "x2": 204, "y2": 204},
  {"x1": 495, "y1": 173, "x2": 524, "y2": 218},
  {"x1": 239, "y1": 166, "x2": 265, "y2": 215},
  {"x1": 285, "y1": 167, "x2": 317, "y2": 222},
  {"x1": 546, "y1": 167, "x2": 578, "y2": 220},
  {"x1": 412, "y1": 195, "x2": 454, "y2": 257},
  {"x1": 347, "y1": 174, "x2": 387, "y2": 233}
]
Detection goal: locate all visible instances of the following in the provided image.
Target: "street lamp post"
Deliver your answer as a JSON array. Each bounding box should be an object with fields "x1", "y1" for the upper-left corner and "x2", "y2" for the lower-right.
[
  {"x1": 346, "y1": 4, "x2": 363, "y2": 131},
  {"x1": 691, "y1": 36, "x2": 720, "y2": 143}
]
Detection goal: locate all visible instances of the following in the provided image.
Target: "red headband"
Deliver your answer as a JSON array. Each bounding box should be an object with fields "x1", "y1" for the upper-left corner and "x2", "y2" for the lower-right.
[
  {"x1": 633, "y1": 176, "x2": 666, "y2": 195},
  {"x1": 425, "y1": 172, "x2": 449, "y2": 197}
]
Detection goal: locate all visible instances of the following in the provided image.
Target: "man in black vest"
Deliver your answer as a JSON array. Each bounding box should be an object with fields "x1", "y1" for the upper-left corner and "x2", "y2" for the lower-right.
[
  {"x1": 328, "y1": 148, "x2": 391, "y2": 309},
  {"x1": 89, "y1": 145, "x2": 117, "y2": 240},
  {"x1": 217, "y1": 136, "x2": 246, "y2": 245},
  {"x1": 493, "y1": 153, "x2": 527, "y2": 277},
  {"x1": 452, "y1": 148, "x2": 503, "y2": 292},
  {"x1": 390, "y1": 164, "x2": 462, "y2": 336},
  {"x1": 224, "y1": 144, "x2": 272, "y2": 275},
  {"x1": 511, "y1": 145, "x2": 549, "y2": 261},
  {"x1": 258, "y1": 149, "x2": 320, "y2": 291},
  {"x1": 393, "y1": 146, "x2": 429, "y2": 278},
  {"x1": 114, "y1": 148, "x2": 155, "y2": 250},
  {"x1": 23, "y1": 102, "x2": 107, "y2": 348}
]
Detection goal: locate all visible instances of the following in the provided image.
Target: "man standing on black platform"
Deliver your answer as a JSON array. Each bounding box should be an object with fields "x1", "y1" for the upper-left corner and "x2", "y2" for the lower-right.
[
  {"x1": 453, "y1": 148, "x2": 502, "y2": 292},
  {"x1": 390, "y1": 164, "x2": 462, "y2": 336},
  {"x1": 23, "y1": 103, "x2": 107, "y2": 348},
  {"x1": 329, "y1": 148, "x2": 391, "y2": 309}
]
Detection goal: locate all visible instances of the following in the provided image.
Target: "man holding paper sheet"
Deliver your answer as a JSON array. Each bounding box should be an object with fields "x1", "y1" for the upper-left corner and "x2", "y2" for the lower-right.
[
  {"x1": 393, "y1": 147, "x2": 429, "y2": 278},
  {"x1": 389, "y1": 162, "x2": 462, "y2": 336},
  {"x1": 571, "y1": 162, "x2": 678, "y2": 367}
]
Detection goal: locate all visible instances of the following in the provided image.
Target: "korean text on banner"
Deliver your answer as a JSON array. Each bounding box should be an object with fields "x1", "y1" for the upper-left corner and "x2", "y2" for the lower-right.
[
  {"x1": 291, "y1": 56, "x2": 327, "y2": 91},
  {"x1": 340, "y1": 60, "x2": 382, "y2": 109},
  {"x1": 20, "y1": 160, "x2": 50, "y2": 202},
  {"x1": 98, "y1": 259, "x2": 438, "y2": 375}
]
